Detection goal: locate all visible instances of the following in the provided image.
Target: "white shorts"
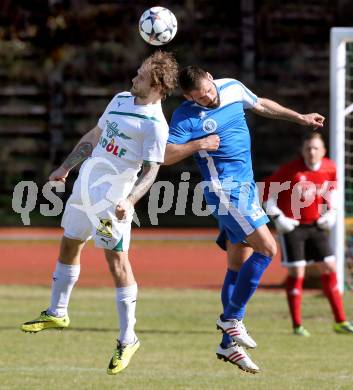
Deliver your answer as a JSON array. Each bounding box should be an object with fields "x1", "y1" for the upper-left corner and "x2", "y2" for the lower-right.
[{"x1": 61, "y1": 161, "x2": 135, "y2": 252}]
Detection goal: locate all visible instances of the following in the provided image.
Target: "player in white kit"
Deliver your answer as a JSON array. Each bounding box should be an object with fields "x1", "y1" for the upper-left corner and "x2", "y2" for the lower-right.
[{"x1": 21, "y1": 51, "x2": 178, "y2": 375}]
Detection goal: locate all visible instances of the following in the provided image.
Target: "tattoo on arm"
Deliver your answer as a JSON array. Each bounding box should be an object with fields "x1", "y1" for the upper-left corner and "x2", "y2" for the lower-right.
[
  {"x1": 127, "y1": 163, "x2": 160, "y2": 205},
  {"x1": 62, "y1": 142, "x2": 93, "y2": 170}
]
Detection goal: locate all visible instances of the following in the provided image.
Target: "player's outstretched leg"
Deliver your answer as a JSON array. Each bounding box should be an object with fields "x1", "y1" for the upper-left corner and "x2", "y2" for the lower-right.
[
  {"x1": 216, "y1": 342, "x2": 260, "y2": 374},
  {"x1": 107, "y1": 339, "x2": 140, "y2": 375},
  {"x1": 21, "y1": 311, "x2": 70, "y2": 333}
]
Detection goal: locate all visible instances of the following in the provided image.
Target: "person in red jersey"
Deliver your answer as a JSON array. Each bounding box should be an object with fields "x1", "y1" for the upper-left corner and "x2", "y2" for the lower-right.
[{"x1": 265, "y1": 131, "x2": 353, "y2": 336}]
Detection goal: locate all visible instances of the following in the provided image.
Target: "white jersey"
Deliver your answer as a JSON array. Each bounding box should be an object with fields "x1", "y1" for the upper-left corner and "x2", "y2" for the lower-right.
[
  {"x1": 92, "y1": 91, "x2": 169, "y2": 174},
  {"x1": 62, "y1": 92, "x2": 169, "y2": 251}
]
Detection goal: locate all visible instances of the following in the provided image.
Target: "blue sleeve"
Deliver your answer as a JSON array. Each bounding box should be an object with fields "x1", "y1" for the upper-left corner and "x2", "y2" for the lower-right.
[{"x1": 168, "y1": 109, "x2": 193, "y2": 144}]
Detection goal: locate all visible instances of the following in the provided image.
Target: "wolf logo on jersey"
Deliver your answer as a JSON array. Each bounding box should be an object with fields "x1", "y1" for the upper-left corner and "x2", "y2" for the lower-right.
[{"x1": 106, "y1": 120, "x2": 132, "y2": 140}]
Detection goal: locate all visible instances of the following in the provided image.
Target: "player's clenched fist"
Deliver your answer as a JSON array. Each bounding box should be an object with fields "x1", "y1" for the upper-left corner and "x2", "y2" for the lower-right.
[
  {"x1": 49, "y1": 166, "x2": 69, "y2": 182},
  {"x1": 116, "y1": 198, "x2": 134, "y2": 221},
  {"x1": 199, "y1": 134, "x2": 220, "y2": 151},
  {"x1": 301, "y1": 113, "x2": 325, "y2": 129}
]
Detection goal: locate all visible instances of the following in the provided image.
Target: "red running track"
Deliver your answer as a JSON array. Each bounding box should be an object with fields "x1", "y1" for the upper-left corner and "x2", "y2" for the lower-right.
[{"x1": 0, "y1": 227, "x2": 286, "y2": 288}]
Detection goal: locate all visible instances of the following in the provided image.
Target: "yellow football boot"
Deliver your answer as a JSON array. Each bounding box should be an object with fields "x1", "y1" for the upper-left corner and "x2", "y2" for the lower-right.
[
  {"x1": 333, "y1": 321, "x2": 353, "y2": 334},
  {"x1": 107, "y1": 339, "x2": 140, "y2": 375},
  {"x1": 21, "y1": 311, "x2": 70, "y2": 333}
]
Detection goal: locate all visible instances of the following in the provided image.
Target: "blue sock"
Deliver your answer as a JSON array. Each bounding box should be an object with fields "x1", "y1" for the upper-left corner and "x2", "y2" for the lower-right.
[
  {"x1": 220, "y1": 269, "x2": 238, "y2": 347},
  {"x1": 223, "y1": 252, "x2": 272, "y2": 320}
]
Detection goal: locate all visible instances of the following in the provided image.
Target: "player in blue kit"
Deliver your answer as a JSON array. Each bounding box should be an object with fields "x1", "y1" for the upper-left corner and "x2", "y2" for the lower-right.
[{"x1": 165, "y1": 66, "x2": 324, "y2": 373}]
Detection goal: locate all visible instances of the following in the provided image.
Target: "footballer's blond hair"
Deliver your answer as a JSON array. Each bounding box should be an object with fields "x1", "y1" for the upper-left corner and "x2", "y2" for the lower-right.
[{"x1": 142, "y1": 51, "x2": 178, "y2": 99}]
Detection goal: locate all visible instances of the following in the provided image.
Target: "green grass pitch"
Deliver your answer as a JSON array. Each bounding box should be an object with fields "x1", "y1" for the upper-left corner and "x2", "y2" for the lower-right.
[{"x1": 1, "y1": 285, "x2": 352, "y2": 389}]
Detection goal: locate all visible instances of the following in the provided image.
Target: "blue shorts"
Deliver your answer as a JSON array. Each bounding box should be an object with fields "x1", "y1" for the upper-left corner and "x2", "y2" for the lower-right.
[{"x1": 204, "y1": 181, "x2": 269, "y2": 251}]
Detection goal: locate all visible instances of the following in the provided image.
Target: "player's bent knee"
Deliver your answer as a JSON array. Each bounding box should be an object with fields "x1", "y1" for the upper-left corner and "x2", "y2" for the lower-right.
[
  {"x1": 268, "y1": 240, "x2": 277, "y2": 258},
  {"x1": 261, "y1": 247, "x2": 276, "y2": 258},
  {"x1": 255, "y1": 239, "x2": 277, "y2": 258}
]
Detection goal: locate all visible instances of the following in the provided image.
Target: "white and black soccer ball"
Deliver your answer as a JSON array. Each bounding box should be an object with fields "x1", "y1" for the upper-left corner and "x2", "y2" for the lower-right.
[{"x1": 139, "y1": 6, "x2": 177, "y2": 46}]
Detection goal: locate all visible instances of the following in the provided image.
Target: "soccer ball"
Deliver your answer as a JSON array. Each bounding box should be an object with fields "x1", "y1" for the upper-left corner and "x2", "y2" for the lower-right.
[{"x1": 139, "y1": 7, "x2": 177, "y2": 46}]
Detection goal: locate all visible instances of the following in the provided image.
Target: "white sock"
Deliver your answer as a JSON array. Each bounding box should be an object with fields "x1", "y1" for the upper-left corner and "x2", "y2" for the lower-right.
[
  {"x1": 116, "y1": 283, "x2": 138, "y2": 345},
  {"x1": 47, "y1": 262, "x2": 80, "y2": 317}
]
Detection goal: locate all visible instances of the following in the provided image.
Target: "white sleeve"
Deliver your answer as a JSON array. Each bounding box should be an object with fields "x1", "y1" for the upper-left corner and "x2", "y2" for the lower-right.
[
  {"x1": 97, "y1": 94, "x2": 118, "y2": 129},
  {"x1": 142, "y1": 122, "x2": 169, "y2": 163},
  {"x1": 238, "y1": 81, "x2": 258, "y2": 110}
]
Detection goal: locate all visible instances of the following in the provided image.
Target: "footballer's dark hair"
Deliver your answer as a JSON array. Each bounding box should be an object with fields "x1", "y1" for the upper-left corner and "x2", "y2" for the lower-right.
[{"x1": 179, "y1": 66, "x2": 208, "y2": 93}]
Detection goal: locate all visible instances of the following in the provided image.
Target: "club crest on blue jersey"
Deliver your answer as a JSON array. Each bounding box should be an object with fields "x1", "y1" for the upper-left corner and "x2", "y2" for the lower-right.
[{"x1": 202, "y1": 118, "x2": 217, "y2": 133}]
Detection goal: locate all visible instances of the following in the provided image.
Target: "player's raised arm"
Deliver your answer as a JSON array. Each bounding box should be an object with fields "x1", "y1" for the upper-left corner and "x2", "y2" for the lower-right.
[
  {"x1": 48, "y1": 125, "x2": 102, "y2": 182},
  {"x1": 252, "y1": 97, "x2": 325, "y2": 129},
  {"x1": 164, "y1": 134, "x2": 220, "y2": 165}
]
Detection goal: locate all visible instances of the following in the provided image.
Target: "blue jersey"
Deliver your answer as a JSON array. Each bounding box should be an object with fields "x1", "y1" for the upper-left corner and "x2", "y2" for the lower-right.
[{"x1": 168, "y1": 78, "x2": 257, "y2": 183}]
